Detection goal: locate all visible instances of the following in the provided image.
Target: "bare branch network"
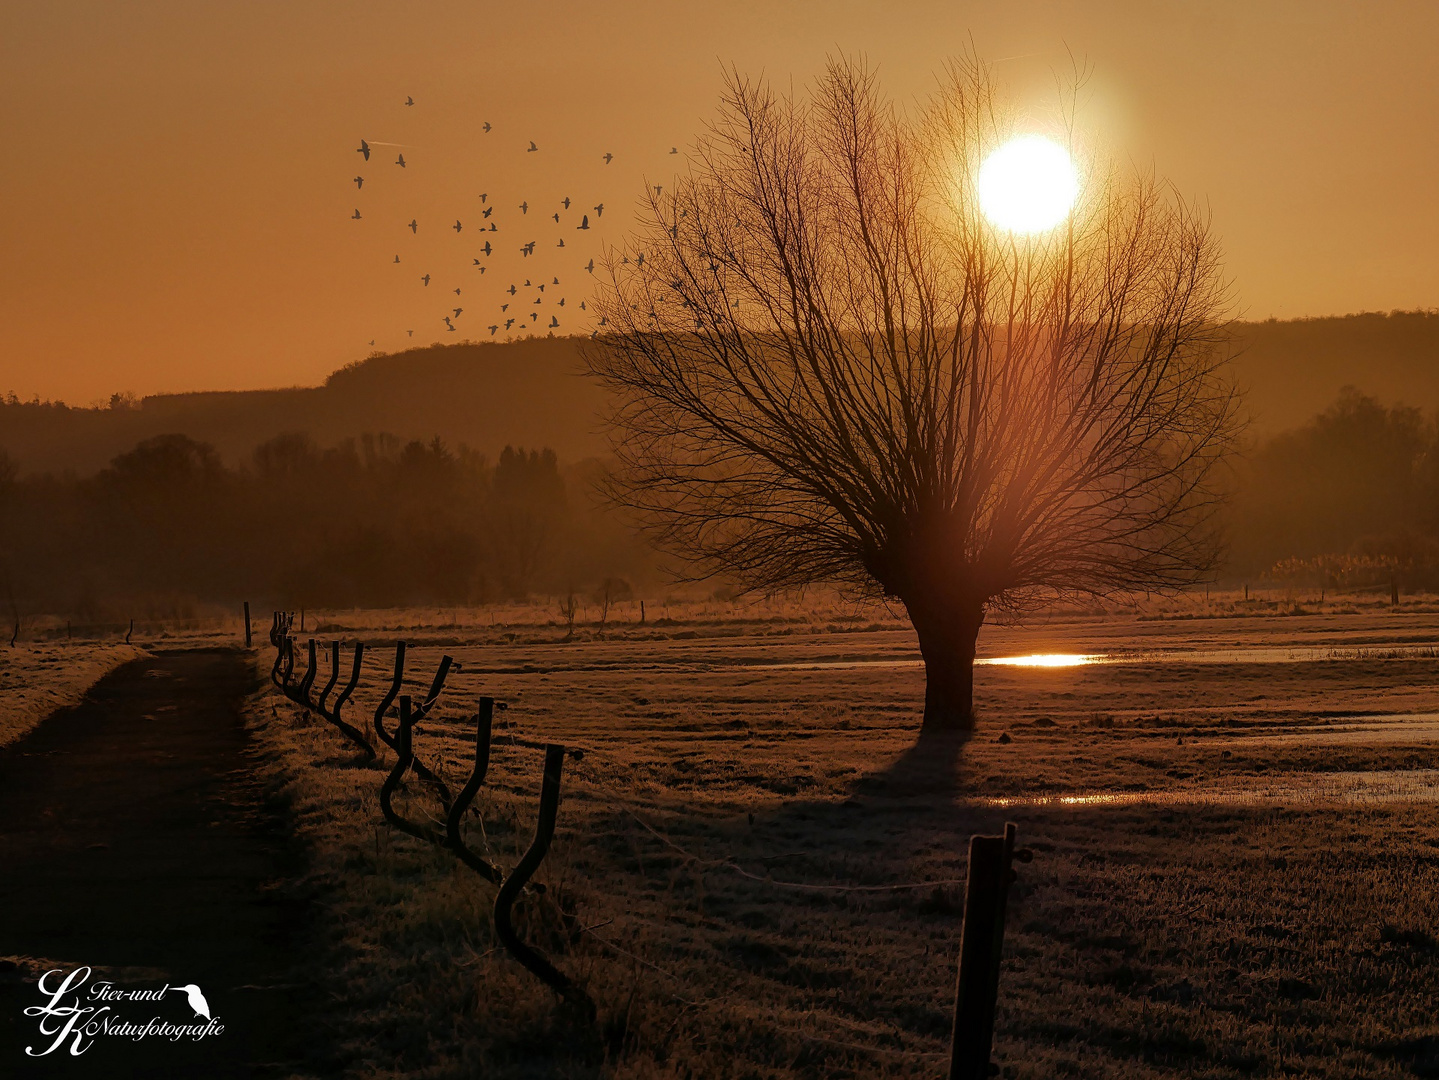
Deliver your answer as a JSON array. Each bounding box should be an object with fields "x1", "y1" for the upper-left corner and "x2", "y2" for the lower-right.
[{"x1": 585, "y1": 55, "x2": 1240, "y2": 728}]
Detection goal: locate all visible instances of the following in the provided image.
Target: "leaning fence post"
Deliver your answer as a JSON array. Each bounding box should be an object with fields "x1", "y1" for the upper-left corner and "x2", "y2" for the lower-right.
[
  {"x1": 322, "y1": 642, "x2": 374, "y2": 760},
  {"x1": 316, "y1": 640, "x2": 341, "y2": 716},
  {"x1": 445, "y1": 697, "x2": 502, "y2": 884},
  {"x1": 493, "y1": 744, "x2": 594, "y2": 1021},
  {"x1": 374, "y1": 640, "x2": 407, "y2": 750},
  {"x1": 948, "y1": 822, "x2": 1031, "y2": 1080},
  {"x1": 379, "y1": 696, "x2": 444, "y2": 844}
]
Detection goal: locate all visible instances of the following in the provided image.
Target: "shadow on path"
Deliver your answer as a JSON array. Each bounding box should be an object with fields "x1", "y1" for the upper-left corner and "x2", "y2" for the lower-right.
[{"x1": 0, "y1": 649, "x2": 313, "y2": 1079}]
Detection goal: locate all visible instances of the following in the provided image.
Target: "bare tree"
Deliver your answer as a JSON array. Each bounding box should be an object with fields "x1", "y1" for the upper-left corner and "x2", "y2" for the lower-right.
[{"x1": 586, "y1": 56, "x2": 1240, "y2": 731}]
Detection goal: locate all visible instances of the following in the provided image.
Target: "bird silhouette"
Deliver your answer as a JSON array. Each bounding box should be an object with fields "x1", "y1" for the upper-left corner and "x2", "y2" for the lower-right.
[
  {"x1": 488, "y1": 324, "x2": 498, "y2": 334},
  {"x1": 527, "y1": 140, "x2": 538, "y2": 152},
  {"x1": 488, "y1": 222, "x2": 497, "y2": 231},
  {"x1": 577, "y1": 214, "x2": 590, "y2": 230},
  {"x1": 585, "y1": 259, "x2": 595, "y2": 273},
  {"x1": 521, "y1": 242, "x2": 536, "y2": 256},
  {"x1": 481, "y1": 241, "x2": 492, "y2": 255},
  {"x1": 454, "y1": 287, "x2": 461, "y2": 295},
  {"x1": 406, "y1": 95, "x2": 414, "y2": 106},
  {"x1": 478, "y1": 193, "x2": 488, "y2": 204},
  {"x1": 482, "y1": 207, "x2": 492, "y2": 218},
  {"x1": 171, "y1": 985, "x2": 211, "y2": 1021},
  {"x1": 562, "y1": 197, "x2": 571, "y2": 210},
  {"x1": 453, "y1": 220, "x2": 463, "y2": 233},
  {"x1": 393, "y1": 255, "x2": 400, "y2": 263},
  {"x1": 602, "y1": 152, "x2": 613, "y2": 164},
  {"x1": 670, "y1": 146, "x2": 678, "y2": 154},
  {"x1": 552, "y1": 212, "x2": 560, "y2": 223},
  {"x1": 579, "y1": 300, "x2": 586, "y2": 310},
  {"x1": 483, "y1": 122, "x2": 492, "y2": 132},
  {"x1": 472, "y1": 258, "x2": 482, "y2": 267},
  {"x1": 368, "y1": 339, "x2": 375, "y2": 346},
  {"x1": 549, "y1": 315, "x2": 559, "y2": 328},
  {"x1": 421, "y1": 274, "x2": 430, "y2": 286},
  {"x1": 353, "y1": 176, "x2": 364, "y2": 188},
  {"x1": 507, "y1": 285, "x2": 516, "y2": 295},
  {"x1": 357, "y1": 140, "x2": 371, "y2": 160},
  {"x1": 501, "y1": 303, "x2": 509, "y2": 311},
  {"x1": 557, "y1": 238, "x2": 565, "y2": 248},
  {"x1": 351, "y1": 209, "x2": 362, "y2": 220},
  {"x1": 637, "y1": 252, "x2": 645, "y2": 266},
  {"x1": 553, "y1": 276, "x2": 560, "y2": 284},
  {"x1": 534, "y1": 297, "x2": 542, "y2": 305},
  {"x1": 599, "y1": 316, "x2": 608, "y2": 326},
  {"x1": 408, "y1": 219, "x2": 418, "y2": 233},
  {"x1": 654, "y1": 185, "x2": 662, "y2": 195},
  {"x1": 530, "y1": 312, "x2": 539, "y2": 322},
  {"x1": 538, "y1": 283, "x2": 545, "y2": 292},
  {"x1": 594, "y1": 203, "x2": 604, "y2": 217},
  {"x1": 396, "y1": 153, "x2": 406, "y2": 167},
  {"x1": 407, "y1": 329, "x2": 414, "y2": 336},
  {"x1": 505, "y1": 318, "x2": 515, "y2": 329},
  {"x1": 453, "y1": 307, "x2": 463, "y2": 317},
  {"x1": 519, "y1": 201, "x2": 528, "y2": 214},
  {"x1": 443, "y1": 316, "x2": 455, "y2": 331},
  {"x1": 558, "y1": 297, "x2": 565, "y2": 307},
  {"x1": 478, "y1": 266, "x2": 485, "y2": 274}
]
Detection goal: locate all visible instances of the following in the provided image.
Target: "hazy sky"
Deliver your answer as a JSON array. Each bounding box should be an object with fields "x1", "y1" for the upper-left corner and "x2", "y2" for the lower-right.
[{"x1": 2, "y1": 1, "x2": 1436, "y2": 404}]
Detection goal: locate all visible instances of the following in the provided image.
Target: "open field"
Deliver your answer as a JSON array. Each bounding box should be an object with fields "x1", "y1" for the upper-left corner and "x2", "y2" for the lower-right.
[{"x1": 236, "y1": 601, "x2": 1439, "y2": 1078}]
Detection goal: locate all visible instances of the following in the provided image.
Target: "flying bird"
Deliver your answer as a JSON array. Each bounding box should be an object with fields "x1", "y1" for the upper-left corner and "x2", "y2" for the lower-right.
[
  {"x1": 585, "y1": 259, "x2": 594, "y2": 273},
  {"x1": 505, "y1": 318, "x2": 514, "y2": 329},
  {"x1": 577, "y1": 214, "x2": 589, "y2": 230},
  {"x1": 453, "y1": 220, "x2": 463, "y2": 233},
  {"x1": 553, "y1": 276, "x2": 560, "y2": 284},
  {"x1": 443, "y1": 316, "x2": 455, "y2": 331},
  {"x1": 507, "y1": 285, "x2": 516, "y2": 295},
  {"x1": 579, "y1": 300, "x2": 586, "y2": 310},
  {"x1": 482, "y1": 207, "x2": 492, "y2": 218},
  {"x1": 521, "y1": 242, "x2": 536, "y2": 256},
  {"x1": 421, "y1": 274, "x2": 430, "y2": 286},
  {"x1": 519, "y1": 201, "x2": 528, "y2": 214},
  {"x1": 558, "y1": 298, "x2": 565, "y2": 307},
  {"x1": 481, "y1": 241, "x2": 492, "y2": 255},
  {"x1": 557, "y1": 238, "x2": 565, "y2": 248},
  {"x1": 453, "y1": 307, "x2": 463, "y2": 317},
  {"x1": 171, "y1": 985, "x2": 211, "y2": 1021},
  {"x1": 454, "y1": 287, "x2": 461, "y2": 295},
  {"x1": 602, "y1": 152, "x2": 612, "y2": 164},
  {"x1": 351, "y1": 209, "x2": 362, "y2": 220},
  {"x1": 530, "y1": 312, "x2": 539, "y2": 322},
  {"x1": 654, "y1": 185, "x2": 662, "y2": 195},
  {"x1": 562, "y1": 197, "x2": 571, "y2": 210},
  {"x1": 552, "y1": 213, "x2": 560, "y2": 223},
  {"x1": 405, "y1": 95, "x2": 414, "y2": 106},
  {"x1": 396, "y1": 153, "x2": 406, "y2": 167},
  {"x1": 357, "y1": 140, "x2": 371, "y2": 160},
  {"x1": 549, "y1": 316, "x2": 559, "y2": 328},
  {"x1": 353, "y1": 176, "x2": 364, "y2": 188},
  {"x1": 527, "y1": 140, "x2": 538, "y2": 152},
  {"x1": 393, "y1": 255, "x2": 400, "y2": 263},
  {"x1": 488, "y1": 223, "x2": 497, "y2": 231},
  {"x1": 501, "y1": 303, "x2": 509, "y2": 311},
  {"x1": 594, "y1": 203, "x2": 604, "y2": 217},
  {"x1": 478, "y1": 193, "x2": 487, "y2": 203},
  {"x1": 483, "y1": 122, "x2": 491, "y2": 132},
  {"x1": 489, "y1": 325, "x2": 498, "y2": 335},
  {"x1": 407, "y1": 329, "x2": 414, "y2": 336},
  {"x1": 670, "y1": 146, "x2": 678, "y2": 154},
  {"x1": 408, "y1": 219, "x2": 418, "y2": 233}
]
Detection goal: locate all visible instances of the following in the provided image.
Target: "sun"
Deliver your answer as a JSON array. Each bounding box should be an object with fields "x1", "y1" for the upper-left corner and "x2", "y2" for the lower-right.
[{"x1": 976, "y1": 135, "x2": 1080, "y2": 234}]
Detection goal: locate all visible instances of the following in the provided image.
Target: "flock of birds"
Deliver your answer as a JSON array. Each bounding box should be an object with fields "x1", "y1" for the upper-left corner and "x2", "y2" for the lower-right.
[{"x1": 348, "y1": 95, "x2": 683, "y2": 347}]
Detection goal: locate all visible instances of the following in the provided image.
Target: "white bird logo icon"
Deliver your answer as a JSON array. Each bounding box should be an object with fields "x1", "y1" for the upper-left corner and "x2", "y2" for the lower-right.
[{"x1": 171, "y1": 984, "x2": 212, "y2": 1020}]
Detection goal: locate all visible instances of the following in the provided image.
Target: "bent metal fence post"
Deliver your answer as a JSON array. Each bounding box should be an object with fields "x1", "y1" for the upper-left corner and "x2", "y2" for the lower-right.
[
  {"x1": 948, "y1": 822, "x2": 1032, "y2": 1080},
  {"x1": 296, "y1": 638, "x2": 319, "y2": 708},
  {"x1": 316, "y1": 640, "x2": 342, "y2": 717},
  {"x1": 379, "y1": 696, "x2": 445, "y2": 844},
  {"x1": 322, "y1": 642, "x2": 374, "y2": 760},
  {"x1": 493, "y1": 744, "x2": 595, "y2": 1022},
  {"x1": 445, "y1": 696, "x2": 502, "y2": 885},
  {"x1": 373, "y1": 640, "x2": 408, "y2": 749},
  {"x1": 372, "y1": 643, "x2": 455, "y2": 810}
]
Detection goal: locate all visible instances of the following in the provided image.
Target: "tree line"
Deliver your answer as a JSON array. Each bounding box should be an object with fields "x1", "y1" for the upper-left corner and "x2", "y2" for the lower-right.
[{"x1": 0, "y1": 432, "x2": 650, "y2": 622}]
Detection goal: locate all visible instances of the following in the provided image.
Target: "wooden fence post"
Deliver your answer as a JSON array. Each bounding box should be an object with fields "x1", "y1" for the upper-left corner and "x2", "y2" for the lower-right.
[
  {"x1": 949, "y1": 822, "x2": 1031, "y2": 1080},
  {"x1": 243, "y1": 602, "x2": 252, "y2": 647}
]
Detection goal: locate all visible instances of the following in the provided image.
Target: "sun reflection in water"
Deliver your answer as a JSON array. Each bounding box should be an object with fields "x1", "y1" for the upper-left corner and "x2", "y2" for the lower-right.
[{"x1": 975, "y1": 653, "x2": 1100, "y2": 668}]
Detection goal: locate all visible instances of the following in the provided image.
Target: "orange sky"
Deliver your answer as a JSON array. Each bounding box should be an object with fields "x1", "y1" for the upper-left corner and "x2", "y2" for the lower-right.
[{"x1": 2, "y1": 1, "x2": 1436, "y2": 405}]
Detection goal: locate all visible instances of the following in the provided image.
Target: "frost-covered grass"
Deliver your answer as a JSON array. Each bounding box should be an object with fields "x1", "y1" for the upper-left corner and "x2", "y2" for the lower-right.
[
  {"x1": 250, "y1": 605, "x2": 1439, "y2": 1078},
  {"x1": 0, "y1": 642, "x2": 147, "y2": 748}
]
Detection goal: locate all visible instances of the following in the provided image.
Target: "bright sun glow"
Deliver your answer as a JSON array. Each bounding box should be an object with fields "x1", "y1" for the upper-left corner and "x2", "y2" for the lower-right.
[
  {"x1": 976, "y1": 135, "x2": 1080, "y2": 234},
  {"x1": 976, "y1": 653, "x2": 1100, "y2": 668}
]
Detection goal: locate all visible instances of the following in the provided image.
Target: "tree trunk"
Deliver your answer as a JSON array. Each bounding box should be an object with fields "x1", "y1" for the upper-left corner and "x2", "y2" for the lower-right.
[{"x1": 906, "y1": 596, "x2": 985, "y2": 732}]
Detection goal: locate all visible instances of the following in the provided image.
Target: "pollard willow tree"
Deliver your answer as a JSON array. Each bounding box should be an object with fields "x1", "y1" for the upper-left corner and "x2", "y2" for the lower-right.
[{"x1": 586, "y1": 57, "x2": 1240, "y2": 732}]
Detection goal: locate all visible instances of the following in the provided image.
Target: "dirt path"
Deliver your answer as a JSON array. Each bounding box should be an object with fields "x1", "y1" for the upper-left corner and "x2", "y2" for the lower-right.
[{"x1": 0, "y1": 649, "x2": 309, "y2": 1078}]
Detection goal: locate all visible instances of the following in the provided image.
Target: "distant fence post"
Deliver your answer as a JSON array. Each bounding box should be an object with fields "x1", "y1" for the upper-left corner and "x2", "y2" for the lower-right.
[
  {"x1": 243, "y1": 602, "x2": 252, "y2": 648},
  {"x1": 948, "y1": 822, "x2": 1031, "y2": 1080}
]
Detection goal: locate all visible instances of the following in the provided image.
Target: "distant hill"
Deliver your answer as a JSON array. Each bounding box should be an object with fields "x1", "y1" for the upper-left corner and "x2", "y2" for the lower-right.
[{"x1": 3, "y1": 312, "x2": 1438, "y2": 475}]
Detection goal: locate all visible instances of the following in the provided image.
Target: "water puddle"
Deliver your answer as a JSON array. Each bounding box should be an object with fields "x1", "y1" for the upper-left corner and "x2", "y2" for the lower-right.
[{"x1": 977, "y1": 769, "x2": 1439, "y2": 808}]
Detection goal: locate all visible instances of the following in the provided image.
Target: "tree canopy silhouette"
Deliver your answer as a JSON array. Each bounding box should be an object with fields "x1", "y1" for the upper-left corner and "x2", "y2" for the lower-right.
[{"x1": 587, "y1": 56, "x2": 1241, "y2": 731}]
